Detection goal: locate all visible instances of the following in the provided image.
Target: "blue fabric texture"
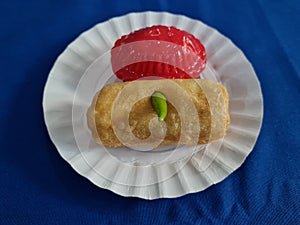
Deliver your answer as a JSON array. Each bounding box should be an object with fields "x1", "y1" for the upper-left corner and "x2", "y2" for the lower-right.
[{"x1": 0, "y1": 0, "x2": 299, "y2": 224}]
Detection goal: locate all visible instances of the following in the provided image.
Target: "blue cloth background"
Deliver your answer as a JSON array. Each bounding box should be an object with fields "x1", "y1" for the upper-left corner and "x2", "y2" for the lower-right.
[{"x1": 1, "y1": 0, "x2": 299, "y2": 224}]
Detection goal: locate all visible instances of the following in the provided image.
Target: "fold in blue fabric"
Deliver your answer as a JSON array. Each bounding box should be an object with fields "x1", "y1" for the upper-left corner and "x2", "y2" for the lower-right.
[{"x1": 0, "y1": 0, "x2": 299, "y2": 224}]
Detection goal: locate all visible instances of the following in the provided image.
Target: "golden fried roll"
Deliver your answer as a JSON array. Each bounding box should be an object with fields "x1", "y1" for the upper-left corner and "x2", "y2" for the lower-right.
[{"x1": 87, "y1": 79, "x2": 230, "y2": 147}]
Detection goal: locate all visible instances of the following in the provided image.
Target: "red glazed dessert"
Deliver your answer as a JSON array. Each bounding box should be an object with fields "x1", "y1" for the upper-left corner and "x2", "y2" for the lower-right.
[{"x1": 111, "y1": 25, "x2": 206, "y2": 81}]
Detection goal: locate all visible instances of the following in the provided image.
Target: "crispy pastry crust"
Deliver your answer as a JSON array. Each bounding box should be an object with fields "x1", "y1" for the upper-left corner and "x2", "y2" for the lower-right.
[{"x1": 87, "y1": 79, "x2": 230, "y2": 147}]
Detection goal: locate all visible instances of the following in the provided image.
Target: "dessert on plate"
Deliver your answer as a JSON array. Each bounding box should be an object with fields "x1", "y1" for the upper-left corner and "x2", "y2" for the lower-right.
[{"x1": 87, "y1": 25, "x2": 230, "y2": 148}]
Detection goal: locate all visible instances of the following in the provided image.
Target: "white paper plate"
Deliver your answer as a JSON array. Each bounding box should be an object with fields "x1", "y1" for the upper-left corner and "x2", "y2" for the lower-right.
[{"x1": 43, "y1": 11, "x2": 263, "y2": 199}]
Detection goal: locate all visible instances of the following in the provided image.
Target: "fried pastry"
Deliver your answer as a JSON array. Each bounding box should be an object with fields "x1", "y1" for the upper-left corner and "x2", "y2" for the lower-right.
[{"x1": 87, "y1": 79, "x2": 230, "y2": 147}]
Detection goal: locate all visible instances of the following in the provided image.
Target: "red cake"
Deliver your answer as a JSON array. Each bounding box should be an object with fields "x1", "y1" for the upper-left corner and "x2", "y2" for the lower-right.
[{"x1": 111, "y1": 25, "x2": 206, "y2": 81}]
